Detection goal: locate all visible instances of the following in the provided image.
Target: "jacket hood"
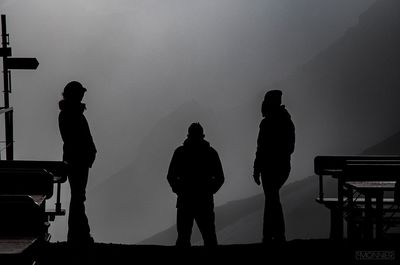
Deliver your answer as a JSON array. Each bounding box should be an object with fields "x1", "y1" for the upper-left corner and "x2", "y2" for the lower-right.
[
  {"x1": 59, "y1": 99, "x2": 86, "y2": 112},
  {"x1": 279, "y1": 105, "x2": 291, "y2": 118},
  {"x1": 264, "y1": 105, "x2": 291, "y2": 119}
]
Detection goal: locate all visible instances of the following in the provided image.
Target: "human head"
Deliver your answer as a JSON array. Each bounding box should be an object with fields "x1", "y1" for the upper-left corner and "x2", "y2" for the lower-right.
[
  {"x1": 187, "y1": 122, "x2": 205, "y2": 139},
  {"x1": 62, "y1": 81, "x2": 87, "y2": 102},
  {"x1": 262, "y1": 89, "x2": 282, "y2": 116}
]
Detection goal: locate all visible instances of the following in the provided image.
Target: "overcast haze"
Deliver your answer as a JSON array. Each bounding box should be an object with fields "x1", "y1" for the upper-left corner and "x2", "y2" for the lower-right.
[{"x1": 3, "y1": 0, "x2": 398, "y2": 244}]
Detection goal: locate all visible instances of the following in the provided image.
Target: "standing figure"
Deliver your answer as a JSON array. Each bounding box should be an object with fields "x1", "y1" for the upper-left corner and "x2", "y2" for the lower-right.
[
  {"x1": 59, "y1": 81, "x2": 96, "y2": 245},
  {"x1": 167, "y1": 123, "x2": 224, "y2": 247},
  {"x1": 253, "y1": 90, "x2": 295, "y2": 242}
]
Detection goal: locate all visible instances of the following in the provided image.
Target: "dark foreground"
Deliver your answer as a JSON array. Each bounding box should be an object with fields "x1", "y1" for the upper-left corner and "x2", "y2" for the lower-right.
[{"x1": 30, "y1": 239, "x2": 399, "y2": 265}]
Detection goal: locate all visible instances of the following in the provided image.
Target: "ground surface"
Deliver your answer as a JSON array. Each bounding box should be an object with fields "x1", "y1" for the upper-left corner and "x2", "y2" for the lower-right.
[{"x1": 34, "y1": 239, "x2": 400, "y2": 265}]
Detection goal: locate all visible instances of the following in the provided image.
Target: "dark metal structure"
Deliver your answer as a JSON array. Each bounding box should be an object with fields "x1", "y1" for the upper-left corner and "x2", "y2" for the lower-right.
[
  {"x1": 314, "y1": 155, "x2": 400, "y2": 240},
  {"x1": 1, "y1": 14, "x2": 39, "y2": 160},
  {"x1": 0, "y1": 15, "x2": 66, "y2": 265}
]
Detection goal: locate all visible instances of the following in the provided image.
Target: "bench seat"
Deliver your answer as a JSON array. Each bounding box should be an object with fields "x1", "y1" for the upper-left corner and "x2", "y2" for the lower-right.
[{"x1": 0, "y1": 237, "x2": 39, "y2": 265}]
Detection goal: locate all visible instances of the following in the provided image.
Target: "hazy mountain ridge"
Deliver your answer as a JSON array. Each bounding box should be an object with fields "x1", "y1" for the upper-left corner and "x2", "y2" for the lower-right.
[
  {"x1": 142, "y1": 128, "x2": 400, "y2": 245},
  {"x1": 140, "y1": 0, "x2": 400, "y2": 245},
  {"x1": 280, "y1": 0, "x2": 400, "y2": 156},
  {"x1": 1, "y1": 0, "x2": 392, "y2": 245},
  {"x1": 87, "y1": 100, "x2": 226, "y2": 243},
  {"x1": 3, "y1": 0, "x2": 375, "y2": 182},
  {"x1": 75, "y1": 0, "x2": 389, "y2": 244}
]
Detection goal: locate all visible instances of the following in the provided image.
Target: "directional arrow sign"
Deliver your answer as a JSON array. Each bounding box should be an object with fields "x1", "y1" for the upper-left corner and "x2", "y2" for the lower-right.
[
  {"x1": 5, "y1": 57, "x2": 39, "y2": 70},
  {"x1": 0, "y1": 47, "x2": 12, "y2": 57}
]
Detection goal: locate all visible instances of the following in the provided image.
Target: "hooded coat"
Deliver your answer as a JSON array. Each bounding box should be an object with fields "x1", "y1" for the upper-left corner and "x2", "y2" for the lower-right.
[
  {"x1": 167, "y1": 138, "x2": 224, "y2": 208},
  {"x1": 254, "y1": 105, "x2": 295, "y2": 183},
  {"x1": 58, "y1": 100, "x2": 97, "y2": 167}
]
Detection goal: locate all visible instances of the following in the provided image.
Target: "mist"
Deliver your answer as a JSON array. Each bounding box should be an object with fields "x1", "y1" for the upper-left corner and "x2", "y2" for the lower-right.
[{"x1": 3, "y1": 0, "x2": 396, "y2": 244}]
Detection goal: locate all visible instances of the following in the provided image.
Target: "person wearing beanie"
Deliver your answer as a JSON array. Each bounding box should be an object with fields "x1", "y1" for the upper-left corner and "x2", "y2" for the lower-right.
[
  {"x1": 59, "y1": 81, "x2": 96, "y2": 245},
  {"x1": 167, "y1": 122, "x2": 224, "y2": 247},
  {"x1": 253, "y1": 90, "x2": 295, "y2": 243}
]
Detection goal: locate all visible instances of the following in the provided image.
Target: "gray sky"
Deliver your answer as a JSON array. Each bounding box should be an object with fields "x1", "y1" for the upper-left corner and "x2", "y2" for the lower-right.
[
  {"x1": 1, "y1": 0, "x2": 379, "y2": 243},
  {"x1": 2, "y1": 0, "x2": 374, "y2": 183}
]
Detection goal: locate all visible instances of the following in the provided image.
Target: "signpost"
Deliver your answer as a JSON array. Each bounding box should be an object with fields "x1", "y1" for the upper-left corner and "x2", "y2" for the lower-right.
[
  {"x1": 0, "y1": 47, "x2": 11, "y2": 57},
  {"x1": 1, "y1": 14, "x2": 39, "y2": 160},
  {"x1": 6, "y1": 58, "x2": 39, "y2": 70}
]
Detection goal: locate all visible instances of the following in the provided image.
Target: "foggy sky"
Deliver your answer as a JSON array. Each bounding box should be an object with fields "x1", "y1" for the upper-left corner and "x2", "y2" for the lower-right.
[
  {"x1": 2, "y1": 0, "x2": 374, "y2": 184},
  {"x1": 0, "y1": 0, "x2": 379, "y2": 243}
]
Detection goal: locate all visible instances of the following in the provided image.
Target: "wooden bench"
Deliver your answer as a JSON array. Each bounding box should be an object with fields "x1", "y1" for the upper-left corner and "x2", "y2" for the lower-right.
[
  {"x1": 0, "y1": 160, "x2": 68, "y2": 264},
  {"x1": 0, "y1": 160, "x2": 68, "y2": 220},
  {"x1": 0, "y1": 238, "x2": 39, "y2": 265},
  {"x1": 314, "y1": 155, "x2": 400, "y2": 239}
]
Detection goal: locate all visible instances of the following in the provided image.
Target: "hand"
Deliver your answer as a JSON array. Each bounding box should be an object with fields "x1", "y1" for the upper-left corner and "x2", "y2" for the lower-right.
[{"x1": 253, "y1": 172, "x2": 261, "y2": 186}]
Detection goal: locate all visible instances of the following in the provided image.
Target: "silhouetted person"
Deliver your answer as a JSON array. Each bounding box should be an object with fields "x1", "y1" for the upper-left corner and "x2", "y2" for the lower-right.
[
  {"x1": 167, "y1": 123, "x2": 224, "y2": 247},
  {"x1": 59, "y1": 81, "x2": 96, "y2": 245},
  {"x1": 253, "y1": 90, "x2": 295, "y2": 243}
]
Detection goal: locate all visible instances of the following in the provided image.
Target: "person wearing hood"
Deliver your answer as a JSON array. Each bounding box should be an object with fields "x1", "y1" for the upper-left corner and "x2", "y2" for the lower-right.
[
  {"x1": 59, "y1": 81, "x2": 96, "y2": 245},
  {"x1": 253, "y1": 90, "x2": 295, "y2": 243},
  {"x1": 167, "y1": 122, "x2": 224, "y2": 247}
]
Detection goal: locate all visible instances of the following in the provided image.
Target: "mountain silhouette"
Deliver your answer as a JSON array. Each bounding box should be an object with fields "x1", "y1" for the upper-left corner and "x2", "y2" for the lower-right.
[
  {"x1": 279, "y1": 0, "x2": 400, "y2": 158},
  {"x1": 86, "y1": 100, "x2": 222, "y2": 243},
  {"x1": 141, "y1": 0, "x2": 400, "y2": 244},
  {"x1": 140, "y1": 176, "x2": 331, "y2": 245},
  {"x1": 363, "y1": 131, "x2": 400, "y2": 155},
  {"x1": 82, "y1": 0, "x2": 400, "y2": 244},
  {"x1": 141, "y1": 128, "x2": 400, "y2": 245}
]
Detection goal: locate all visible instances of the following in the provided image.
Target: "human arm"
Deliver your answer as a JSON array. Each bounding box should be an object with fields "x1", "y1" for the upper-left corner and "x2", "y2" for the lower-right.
[
  {"x1": 211, "y1": 149, "x2": 225, "y2": 194},
  {"x1": 167, "y1": 148, "x2": 182, "y2": 194},
  {"x1": 253, "y1": 120, "x2": 266, "y2": 185}
]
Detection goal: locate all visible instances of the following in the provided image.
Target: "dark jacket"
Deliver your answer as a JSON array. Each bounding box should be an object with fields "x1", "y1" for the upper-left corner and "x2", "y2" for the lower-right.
[
  {"x1": 59, "y1": 100, "x2": 97, "y2": 167},
  {"x1": 254, "y1": 105, "x2": 295, "y2": 174},
  {"x1": 167, "y1": 138, "x2": 224, "y2": 208}
]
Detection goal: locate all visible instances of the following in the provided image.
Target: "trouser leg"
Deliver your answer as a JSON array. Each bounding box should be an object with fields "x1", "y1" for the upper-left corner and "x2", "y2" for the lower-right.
[
  {"x1": 176, "y1": 207, "x2": 194, "y2": 247},
  {"x1": 68, "y1": 165, "x2": 90, "y2": 241},
  {"x1": 269, "y1": 189, "x2": 285, "y2": 240},
  {"x1": 262, "y1": 169, "x2": 288, "y2": 242},
  {"x1": 262, "y1": 189, "x2": 285, "y2": 241},
  {"x1": 195, "y1": 206, "x2": 218, "y2": 247}
]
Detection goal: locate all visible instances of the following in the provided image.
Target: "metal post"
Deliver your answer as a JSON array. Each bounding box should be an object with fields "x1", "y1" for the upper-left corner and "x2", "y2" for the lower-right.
[
  {"x1": 337, "y1": 176, "x2": 344, "y2": 239},
  {"x1": 319, "y1": 174, "x2": 324, "y2": 201},
  {"x1": 56, "y1": 182, "x2": 61, "y2": 213},
  {"x1": 375, "y1": 192, "x2": 384, "y2": 239},
  {"x1": 1, "y1": 14, "x2": 13, "y2": 160},
  {"x1": 346, "y1": 186, "x2": 355, "y2": 239}
]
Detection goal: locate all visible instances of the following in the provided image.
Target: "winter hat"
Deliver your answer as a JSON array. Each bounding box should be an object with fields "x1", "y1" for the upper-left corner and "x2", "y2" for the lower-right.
[
  {"x1": 188, "y1": 122, "x2": 205, "y2": 138},
  {"x1": 264, "y1": 89, "x2": 282, "y2": 107},
  {"x1": 62, "y1": 81, "x2": 87, "y2": 100}
]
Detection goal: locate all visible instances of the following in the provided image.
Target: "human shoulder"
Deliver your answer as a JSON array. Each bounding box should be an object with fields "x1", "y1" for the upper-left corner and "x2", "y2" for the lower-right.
[
  {"x1": 208, "y1": 145, "x2": 220, "y2": 158},
  {"x1": 174, "y1": 145, "x2": 185, "y2": 154},
  {"x1": 259, "y1": 117, "x2": 268, "y2": 129},
  {"x1": 58, "y1": 109, "x2": 70, "y2": 122}
]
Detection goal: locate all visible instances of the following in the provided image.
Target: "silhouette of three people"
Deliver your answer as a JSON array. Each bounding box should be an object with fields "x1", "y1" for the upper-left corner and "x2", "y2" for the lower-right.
[
  {"x1": 167, "y1": 123, "x2": 225, "y2": 247},
  {"x1": 253, "y1": 90, "x2": 295, "y2": 243},
  {"x1": 58, "y1": 81, "x2": 96, "y2": 245},
  {"x1": 58, "y1": 82, "x2": 295, "y2": 246}
]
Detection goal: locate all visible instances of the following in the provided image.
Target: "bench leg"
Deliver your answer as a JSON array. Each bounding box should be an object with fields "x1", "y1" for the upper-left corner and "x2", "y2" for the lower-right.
[
  {"x1": 346, "y1": 187, "x2": 355, "y2": 240},
  {"x1": 330, "y1": 208, "x2": 341, "y2": 240},
  {"x1": 337, "y1": 178, "x2": 344, "y2": 239},
  {"x1": 376, "y1": 193, "x2": 384, "y2": 239},
  {"x1": 364, "y1": 195, "x2": 373, "y2": 239}
]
